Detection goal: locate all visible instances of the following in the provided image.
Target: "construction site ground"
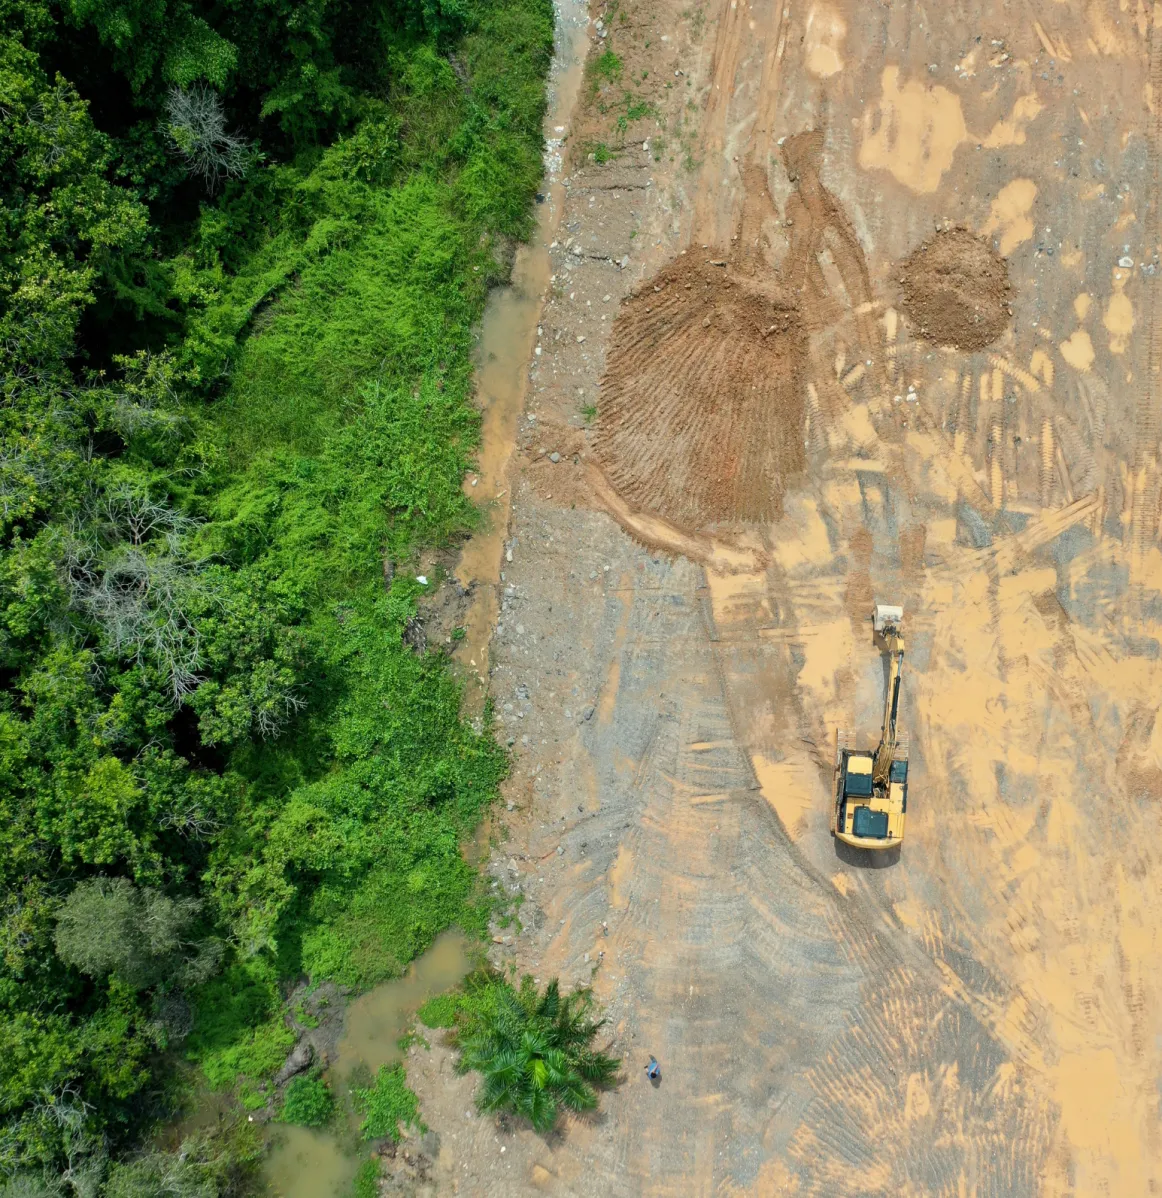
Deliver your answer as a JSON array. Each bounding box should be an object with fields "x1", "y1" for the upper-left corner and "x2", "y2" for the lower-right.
[{"x1": 404, "y1": 0, "x2": 1162, "y2": 1192}]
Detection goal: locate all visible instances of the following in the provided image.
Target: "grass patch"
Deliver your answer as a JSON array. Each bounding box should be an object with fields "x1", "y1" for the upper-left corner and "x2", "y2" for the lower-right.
[
  {"x1": 417, "y1": 990, "x2": 462, "y2": 1029},
  {"x1": 348, "y1": 1158, "x2": 382, "y2": 1198},
  {"x1": 590, "y1": 49, "x2": 623, "y2": 87}
]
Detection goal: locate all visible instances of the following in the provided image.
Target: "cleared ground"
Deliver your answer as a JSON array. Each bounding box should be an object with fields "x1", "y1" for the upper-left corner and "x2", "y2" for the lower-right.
[{"x1": 413, "y1": 0, "x2": 1162, "y2": 1192}]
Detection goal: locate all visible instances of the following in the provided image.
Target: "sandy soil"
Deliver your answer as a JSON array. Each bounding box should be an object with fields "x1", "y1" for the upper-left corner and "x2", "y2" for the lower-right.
[{"x1": 405, "y1": 0, "x2": 1162, "y2": 1193}]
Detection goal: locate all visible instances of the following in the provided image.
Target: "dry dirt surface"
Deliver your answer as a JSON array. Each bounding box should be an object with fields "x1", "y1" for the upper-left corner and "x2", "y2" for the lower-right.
[{"x1": 408, "y1": 0, "x2": 1162, "y2": 1193}]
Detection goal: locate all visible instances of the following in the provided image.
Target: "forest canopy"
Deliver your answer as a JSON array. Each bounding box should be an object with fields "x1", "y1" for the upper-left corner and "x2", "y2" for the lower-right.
[{"x1": 0, "y1": 0, "x2": 551, "y2": 1187}]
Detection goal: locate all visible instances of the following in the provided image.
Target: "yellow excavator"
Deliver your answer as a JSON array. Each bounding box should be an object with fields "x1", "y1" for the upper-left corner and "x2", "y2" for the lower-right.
[{"x1": 832, "y1": 604, "x2": 908, "y2": 850}]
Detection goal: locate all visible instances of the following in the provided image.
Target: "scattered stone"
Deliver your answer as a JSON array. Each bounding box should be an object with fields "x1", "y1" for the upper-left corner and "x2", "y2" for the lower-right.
[
  {"x1": 549, "y1": 451, "x2": 561, "y2": 462},
  {"x1": 582, "y1": 704, "x2": 595, "y2": 721}
]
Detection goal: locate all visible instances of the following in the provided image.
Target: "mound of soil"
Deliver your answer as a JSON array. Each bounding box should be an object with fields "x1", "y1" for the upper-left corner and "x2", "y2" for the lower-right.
[
  {"x1": 594, "y1": 257, "x2": 806, "y2": 528},
  {"x1": 898, "y1": 229, "x2": 1011, "y2": 351}
]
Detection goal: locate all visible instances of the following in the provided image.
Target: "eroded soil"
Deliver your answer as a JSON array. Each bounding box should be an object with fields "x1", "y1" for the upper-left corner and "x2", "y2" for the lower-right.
[{"x1": 408, "y1": 0, "x2": 1162, "y2": 1193}]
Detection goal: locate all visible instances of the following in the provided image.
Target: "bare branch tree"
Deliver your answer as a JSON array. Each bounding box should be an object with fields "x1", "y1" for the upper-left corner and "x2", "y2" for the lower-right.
[
  {"x1": 75, "y1": 547, "x2": 205, "y2": 700},
  {"x1": 162, "y1": 85, "x2": 250, "y2": 192},
  {"x1": 60, "y1": 485, "x2": 213, "y2": 702}
]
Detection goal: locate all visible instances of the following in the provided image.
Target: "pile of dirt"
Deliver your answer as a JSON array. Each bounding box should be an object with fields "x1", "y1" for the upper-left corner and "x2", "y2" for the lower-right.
[
  {"x1": 898, "y1": 228, "x2": 1012, "y2": 351},
  {"x1": 593, "y1": 256, "x2": 806, "y2": 528}
]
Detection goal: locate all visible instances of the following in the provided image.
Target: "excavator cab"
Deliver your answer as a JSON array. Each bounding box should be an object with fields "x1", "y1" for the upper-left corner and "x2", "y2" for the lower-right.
[{"x1": 832, "y1": 605, "x2": 908, "y2": 850}]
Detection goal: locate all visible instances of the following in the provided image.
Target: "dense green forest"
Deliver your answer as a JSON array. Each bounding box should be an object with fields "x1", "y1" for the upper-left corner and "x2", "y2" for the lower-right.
[{"x1": 0, "y1": 0, "x2": 551, "y2": 1188}]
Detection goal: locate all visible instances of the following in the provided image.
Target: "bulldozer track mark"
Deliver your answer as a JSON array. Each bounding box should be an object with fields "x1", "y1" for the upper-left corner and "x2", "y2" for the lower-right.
[
  {"x1": 594, "y1": 253, "x2": 807, "y2": 528},
  {"x1": 691, "y1": 0, "x2": 752, "y2": 244}
]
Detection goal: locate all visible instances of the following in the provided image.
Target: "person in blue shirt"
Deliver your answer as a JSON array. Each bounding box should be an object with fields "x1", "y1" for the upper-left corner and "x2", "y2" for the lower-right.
[{"x1": 645, "y1": 1056, "x2": 660, "y2": 1081}]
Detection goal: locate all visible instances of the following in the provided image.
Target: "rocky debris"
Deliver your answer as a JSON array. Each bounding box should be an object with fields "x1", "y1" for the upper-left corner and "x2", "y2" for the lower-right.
[
  {"x1": 376, "y1": 1131, "x2": 439, "y2": 1195},
  {"x1": 402, "y1": 616, "x2": 426, "y2": 653},
  {"x1": 274, "y1": 1039, "x2": 313, "y2": 1086}
]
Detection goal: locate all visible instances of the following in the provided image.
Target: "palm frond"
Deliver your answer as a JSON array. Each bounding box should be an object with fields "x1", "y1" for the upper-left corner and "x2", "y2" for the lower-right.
[
  {"x1": 458, "y1": 975, "x2": 621, "y2": 1133},
  {"x1": 558, "y1": 1077, "x2": 598, "y2": 1113}
]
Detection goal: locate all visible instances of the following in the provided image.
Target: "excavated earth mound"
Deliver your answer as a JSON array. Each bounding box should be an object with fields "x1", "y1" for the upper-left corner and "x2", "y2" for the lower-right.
[
  {"x1": 898, "y1": 228, "x2": 1012, "y2": 351},
  {"x1": 594, "y1": 256, "x2": 806, "y2": 528}
]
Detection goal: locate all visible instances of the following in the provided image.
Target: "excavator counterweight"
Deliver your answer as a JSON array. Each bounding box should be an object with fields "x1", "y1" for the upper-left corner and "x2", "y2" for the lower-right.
[{"x1": 831, "y1": 605, "x2": 909, "y2": 850}]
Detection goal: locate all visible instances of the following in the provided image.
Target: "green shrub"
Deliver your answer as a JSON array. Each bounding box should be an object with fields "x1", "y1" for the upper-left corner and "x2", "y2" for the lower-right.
[
  {"x1": 0, "y1": 0, "x2": 551, "y2": 1181},
  {"x1": 280, "y1": 1074, "x2": 335, "y2": 1127},
  {"x1": 591, "y1": 50, "x2": 623, "y2": 84},
  {"x1": 353, "y1": 1065, "x2": 422, "y2": 1143}
]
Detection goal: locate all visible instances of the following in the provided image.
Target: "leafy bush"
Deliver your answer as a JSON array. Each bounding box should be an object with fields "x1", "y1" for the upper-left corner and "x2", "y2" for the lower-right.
[
  {"x1": 455, "y1": 974, "x2": 621, "y2": 1132},
  {"x1": 102, "y1": 1127, "x2": 263, "y2": 1198},
  {"x1": 54, "y1": 877, "x2": 219, "y2": 991},
  {"x1": 353, "y1": 1065, "x2": 422, "y2": 1143},
  {"x1": 280, "y1": 1074, "x2": 335, "y2": 1127}
]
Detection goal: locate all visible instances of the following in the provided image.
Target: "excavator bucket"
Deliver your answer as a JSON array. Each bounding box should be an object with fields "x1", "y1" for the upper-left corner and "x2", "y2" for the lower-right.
[{"x1": 873, "y1": 604, "x2": 903, "y2": 633}]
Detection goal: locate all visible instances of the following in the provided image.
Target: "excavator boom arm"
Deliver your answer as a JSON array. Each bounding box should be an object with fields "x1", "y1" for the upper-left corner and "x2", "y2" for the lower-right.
[{"x1": 873, "y1": 628, "x2": 904, "y2": 785}]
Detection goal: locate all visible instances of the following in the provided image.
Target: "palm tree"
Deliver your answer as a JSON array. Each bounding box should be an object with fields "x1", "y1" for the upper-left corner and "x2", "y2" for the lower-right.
[{"x1": 456, "y1": 974, "x2": 621, "y2": 1131}]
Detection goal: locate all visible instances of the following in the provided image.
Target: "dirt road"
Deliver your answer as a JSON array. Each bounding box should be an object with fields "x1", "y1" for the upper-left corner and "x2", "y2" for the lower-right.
[{"x1": 411, "y1": 0, "x2": 1162, "y2": 1192}]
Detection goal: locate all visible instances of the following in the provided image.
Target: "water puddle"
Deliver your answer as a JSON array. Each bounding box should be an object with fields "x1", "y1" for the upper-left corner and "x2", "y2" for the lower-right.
[
  {"x1": 261, "y1": 930, "x2": 474, "y2": 1198},
  {"x1": 335, "y1": 930, "x2": 474, "y2": 1078},
  {"x1": 263, "y1": 1126, "x2": 360, "y2": 1198},
  {"x1": 455, "y1": 0, "x2": 592, "y2": 711}
]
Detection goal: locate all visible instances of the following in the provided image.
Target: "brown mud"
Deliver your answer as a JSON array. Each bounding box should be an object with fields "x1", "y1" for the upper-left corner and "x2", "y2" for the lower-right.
[
  {"x1": 593, "y1": 252, "x2": 804, "y2": 526},
  {"x1": 899, "y1": 226, "x2": 1013, "y2": 350},
  {"x1": 448, "y1": 0, "x2": 592, "y2": 712}
]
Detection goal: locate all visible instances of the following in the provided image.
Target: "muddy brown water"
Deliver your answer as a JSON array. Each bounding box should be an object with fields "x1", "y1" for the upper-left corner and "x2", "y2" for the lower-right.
[
  {"x1": 262, "y1": 930, "x2": 473, "y2": 1197},
  {"x1": 454, "y1": 1, "x2": 591, "y2": 712}
]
